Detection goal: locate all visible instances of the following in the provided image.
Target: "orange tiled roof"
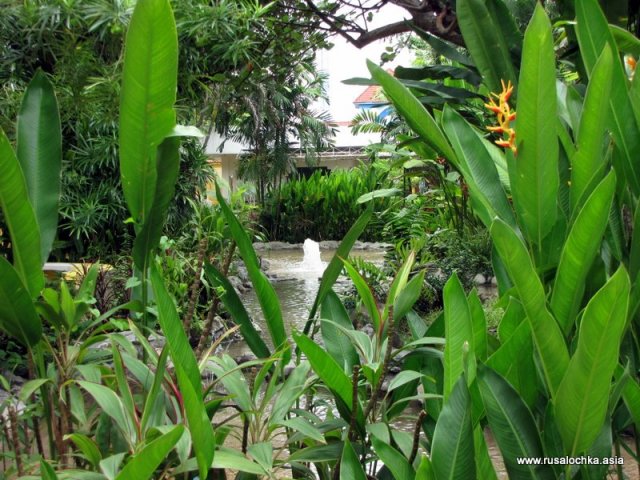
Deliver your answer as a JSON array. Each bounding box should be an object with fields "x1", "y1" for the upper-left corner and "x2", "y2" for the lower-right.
[{"x1": 353, "y1": 69, "x2": 394, "y2": 104}]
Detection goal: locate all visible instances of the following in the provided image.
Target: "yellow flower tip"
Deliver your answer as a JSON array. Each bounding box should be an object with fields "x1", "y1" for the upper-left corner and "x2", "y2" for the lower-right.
[
  {"x1": 485, "y1": 104, "x2": 502, "y2": 114},
  {"x1": 487, "y1": 126, "x2": 504, "y2": 133},
  {"x1": 495, "y1": 140, "x2": 511, "y2": 148}
]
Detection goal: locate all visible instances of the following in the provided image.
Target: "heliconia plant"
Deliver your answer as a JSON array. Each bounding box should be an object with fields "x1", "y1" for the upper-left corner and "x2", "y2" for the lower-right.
[{"x1": 366, "y1": 0, "x2": 640, "y2": 478}]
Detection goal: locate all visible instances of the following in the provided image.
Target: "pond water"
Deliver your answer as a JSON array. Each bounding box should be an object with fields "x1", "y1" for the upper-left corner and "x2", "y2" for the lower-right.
[{"x1": 221, "y1": 241, "x2": 386, "y2": 358}]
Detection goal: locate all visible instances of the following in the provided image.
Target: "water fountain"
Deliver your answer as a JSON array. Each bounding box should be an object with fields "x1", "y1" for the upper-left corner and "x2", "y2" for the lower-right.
[{"x1": 301, "y1": 238, "x2": 324, "y2": 273}]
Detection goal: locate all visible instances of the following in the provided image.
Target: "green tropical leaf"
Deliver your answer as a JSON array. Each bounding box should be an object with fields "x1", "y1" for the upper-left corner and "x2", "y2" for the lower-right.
[
  {"x1": 140, "y1": 346, "x2": 169, "y2": 434},
  {"x1": 486, "y1": 320, "x2": 537, "y2": 407},
  {"x1": 478, "y1": 365, "x2": 554, "y2": 479},
  {"x1": 394, "y1": 271, "x2": 425, "y2": 322},
  {"x1": 40, "y1": 459, "x2": 59, "y2": 480},
  {"x1": 115, "y1": 425, "x2": 184, "y2": 480},
  {"x1": 270, "y1": 362, "x2": 311, "y2": 426},
  {"x1": 204, "y1": 263, "x2": 271, "y2": 359},
  {"x1": 0, "y1": 129, "x2": 43, "y2": 298},
  {"x1": 576, "y1": 0, "x2": 640, "y2": 195},
  {"x1": 0, "y1": 257, "x2": 42, "y2": 346},
  {"x1": 132, "y1": 136, "x2": 180, "y2": 271},
  {"x1": 308, "y1": 205, "x2": 372, "y2": 323},
  {"x1": 78, "y1": 381, "x2": 137, "y2": 446},
  {"x1": 555, "y1": 266, "x2": 630, "y2": 455},
  {"x1": 119, "y1": 0, "x2": 178, "y2": 225},
  {"x1": 16, "y1": 70, "x2": 61, "y2": 262},
  {"x1": 371, "y1": 435, "x2": 415, "y2": 480},
  {"x1": 456, "y1": 0, "x2": 518, "y2": 93},
  {"x1": 431, "y1": 376, "x2": 476, "y2": 480},
  {"x1": 320, "y1": 290, "x2": 359, "y2": 373},
  {"x1": 443, "y1": 273, "x2": 474, "y2": 400},
  {"x1": 150, "y1": 265, "x2": 215, "y2": 479},
  {"x1": 341, "y1": 258, "x2": 381, "y2": 333},
  {"x1": 367, "y1": 61, "x2": 457, "y2": 162},
  {"x1": 551, "y1": 172, "x2": 616, "y2": 334},
  {"x1": 292, "y1": 331, "x2": 353, "y2": 411},
  {"x1": 491, "y1": 219, "x2": 569, "y2": 396},
  {"x1": 340, "y1": 439, "x2": 366, "y2": 480},
  {"x1": 65, "y1": 434, "x2": 102, "y2": 469},
  {"x1": 442, "y1": 106, "x2": 515, "y2": 229},
  {"x1": 511, "y1": 4, "x2": 558, "y2": 245},
  {"x1": 216, "y1": 183, "x2": 288, "y2": 357},
  {"x1": 570, "y1": 47, "x2": 613, "y2": 210}
]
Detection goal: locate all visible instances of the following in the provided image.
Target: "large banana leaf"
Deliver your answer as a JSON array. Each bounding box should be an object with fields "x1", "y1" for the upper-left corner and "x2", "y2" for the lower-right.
[
  {"x1": 569, "y1": 47, "x2": 613, "y2": 210},
  {"x1": 431, "y1": 376, "x2": 475, "y2": 480},
  {"x1": 16, "y1": 70, "x2": 61, "y2": 262},
  {"x1": 204, "y1": 263, "x2": 271, "y2": 359},
  {"x1": 555, "y1": 266, "x2": 630, "y2": 455},
  {"x1": 0, "y1": 129, "x2": 43, "y2": 298},
  {"x1": 367, "y1": 61, "x2": 457, "y2": 163},
  {"x1": 477, "y1": 365, "x2": 554, "y2": 479},
  {"x1": 511, "y1": 4, "x2": 558, "y2": 246},
  {"x1": 442, "y1": 273, "x2": 474, "y2": 400},
  {"x1": 0, "y1": 257, "x2": 42, "y2": 347},
  {"x1": 550, "y1": 172, "x2": 616, "y2": 334},
  {"x1": 150, "y1": 265, "x2": 214, "y2": 479},
  {"x1": 119, "y1": 0, "x2": 177, "y2": 225},
  {"x1": 442, "y1": 106, "x2": 516, "y2": 229},
  {"x1": 491, "y1": 219, "x2": 569, "y2": 396},
  {"x1": 576, "y1": 0, "x2": 640, "y2": 195},
  {"x1": 115, "y1": 425, "x2": 184, "y2": 480},
  {"x1": 215, "y1": 183, "x2": 288, "y2": 358},
  {"x1": 132, "y1": 136, "x2": 180, "y2": 272}
]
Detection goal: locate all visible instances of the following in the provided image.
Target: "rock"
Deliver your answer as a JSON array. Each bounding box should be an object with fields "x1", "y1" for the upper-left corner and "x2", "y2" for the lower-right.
[
  {"x1": 473, "y1": 273, "x2": 486, "y2": 285},
  {"x1": 236, "y1": 264, "x2": 250, "y2": 283},
  {"x1": 234, "y1": 353, "x2": 257, "y2": 364},
  {"x1": 148, "y1": 333, "x2": 166, "y2": 349},
  {"x1": 490, "y1": 276, "x2": 498, "y2": 286},
  {"x1": 228, "y1": 276, "x2": 247, "y2": 293},
  {"x1": 361, "y1": 324, "x2": 375, "y2": 337}
]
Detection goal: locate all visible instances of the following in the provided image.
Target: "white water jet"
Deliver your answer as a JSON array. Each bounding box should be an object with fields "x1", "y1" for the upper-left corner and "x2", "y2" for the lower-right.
[{"x1": 301, "y1": 238, "x2": 324, "y2": 272}]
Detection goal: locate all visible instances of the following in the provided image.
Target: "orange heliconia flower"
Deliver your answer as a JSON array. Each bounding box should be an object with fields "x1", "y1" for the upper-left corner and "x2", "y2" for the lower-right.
[
  {"x1": 485, "y1": 80, "x2": 517, "y2": 154},
  {"x1": 625, "y1": 55, "x2": 637, "y2": 80}
]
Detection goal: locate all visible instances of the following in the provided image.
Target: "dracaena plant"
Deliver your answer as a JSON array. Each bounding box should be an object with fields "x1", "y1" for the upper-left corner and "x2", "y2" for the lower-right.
[{"x1": 366, "y1": 0, "x2": 640, "y2": 478}]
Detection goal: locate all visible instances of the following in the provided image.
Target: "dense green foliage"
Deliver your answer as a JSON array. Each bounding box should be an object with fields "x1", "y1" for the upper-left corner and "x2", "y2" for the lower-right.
[
  {"x1": 0, "y1": 0, "x2": 330, "y2": 259},
  {"x1": 260, "y1": 168, "x2": 382, "y2": 242},
  {"x1": 2, "y1": 0, "x2": 640, "y2": 479}
]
